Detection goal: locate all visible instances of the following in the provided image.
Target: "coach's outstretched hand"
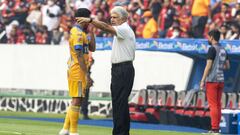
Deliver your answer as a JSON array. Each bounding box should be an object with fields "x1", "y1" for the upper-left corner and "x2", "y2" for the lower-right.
[{"x1": 76, "y1": 17, "x2": 91, "y2": 24}]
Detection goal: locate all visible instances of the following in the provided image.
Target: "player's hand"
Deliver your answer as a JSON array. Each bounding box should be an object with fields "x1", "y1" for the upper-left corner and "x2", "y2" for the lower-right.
[
  {"x1": 76, "y1": 17, "x2": 90, "y2": 24},
  {"x1": 88, "y1": 77, "x2": 94, "y2": 87},
  {"x1": 200, "y1": 81, "x2": 205, "y2": 90},
  {"x1": 86, "y1": 74, "x2": 93, "y2": 89}
]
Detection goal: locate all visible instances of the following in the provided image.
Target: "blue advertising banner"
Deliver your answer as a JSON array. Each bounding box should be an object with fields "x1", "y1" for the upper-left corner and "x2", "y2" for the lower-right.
[{"x1": 96, "y1": 38, "x2": 240, "y2": 54}]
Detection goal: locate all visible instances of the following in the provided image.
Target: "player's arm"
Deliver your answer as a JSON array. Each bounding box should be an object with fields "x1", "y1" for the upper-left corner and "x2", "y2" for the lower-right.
[
  {"x1": 76, "y1": 17, "x2": 117, "y2": 35},
  {"x1": 88, "y1": 31, "x2": 96, "y2": 52}
]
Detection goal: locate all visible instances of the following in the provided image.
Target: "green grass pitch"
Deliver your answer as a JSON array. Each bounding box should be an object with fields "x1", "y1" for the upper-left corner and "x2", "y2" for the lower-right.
[{"x1": 0, "y1": 111, "x2": 200, "y2": 135}]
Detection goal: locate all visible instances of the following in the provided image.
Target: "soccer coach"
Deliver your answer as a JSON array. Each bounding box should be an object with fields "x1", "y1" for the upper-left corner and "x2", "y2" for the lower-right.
[{"x1": 76, "y1": 6, "x2": 136, "y2": 135}]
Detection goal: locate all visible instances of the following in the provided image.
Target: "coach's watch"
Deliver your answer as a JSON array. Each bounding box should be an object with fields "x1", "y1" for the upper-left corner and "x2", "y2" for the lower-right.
[{"x1": 89, "y1": 18, "x2": 93, "y2": 23}]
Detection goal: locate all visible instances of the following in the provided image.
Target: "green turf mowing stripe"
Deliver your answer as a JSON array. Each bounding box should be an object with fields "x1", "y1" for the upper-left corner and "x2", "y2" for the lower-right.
[{"x1": 0, "y1": 118, "x2": 200, "y2": 135}]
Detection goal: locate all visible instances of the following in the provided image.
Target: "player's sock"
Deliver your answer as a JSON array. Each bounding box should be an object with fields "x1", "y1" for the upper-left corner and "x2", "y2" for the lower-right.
[
  {"x1": 63, "y1": 107, "x2": 70, "y2": 130},
  {"x1": 69, "y1": 105, "x2": 80, "y2": 133}
]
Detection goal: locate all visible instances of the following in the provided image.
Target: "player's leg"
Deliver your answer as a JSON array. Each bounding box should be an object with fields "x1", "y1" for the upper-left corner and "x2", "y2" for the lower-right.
[
  {"x1": 59, "y1": 80, "x2": 85, "y2": 135},
  {"x1": 69, "y1": 80, "x2": 85, "y2": 135},
  {"x1": 69, "y1": 97, "x2": 82, "y2": 134},
  {"x1": 59, "y1": 107, "x2": 71, "y2": 135}
]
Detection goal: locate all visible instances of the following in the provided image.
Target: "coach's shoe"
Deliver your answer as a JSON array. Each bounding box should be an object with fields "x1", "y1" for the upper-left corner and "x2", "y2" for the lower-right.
[
  {"x1": 59, "y1": 129, "x2": 69, "y2": 135},
  {"x1": 69, "y1": 133, "x2": 79, "y2": 135}
]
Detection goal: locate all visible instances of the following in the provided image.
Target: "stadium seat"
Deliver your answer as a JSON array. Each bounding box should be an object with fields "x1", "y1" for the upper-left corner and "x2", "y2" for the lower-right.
[
  {"x1": 174, "y1": 90, "x2": 198, "y2": 127},
  {"x1": 194, "y1": 91, "x2": 209, "y2": 117},
  {"x1": 157, "y1": 90, "x2": 167, "y2": 108},
  {"x1": 237, "y1": 93, "x2": 240, "y2": 109},
  {"x1": 221, "y1": 92, "x2": 227, "y2": 109},
  {"x1": 194, "y1": 91, "x2": 211, "y2": 130},
  {"x1": 145, "y1": 89, "x2": 160, "y2": 123},
  {"x1": 164, "y1": 90, "x2": 177, "y2": 125},
  {"x1": 226, "y1": 92, "x2": 237, "y2": 109},
  {"x1": 129, "y1": 89, "x2": 147, "y2": 112},
  {"x1": 175, "y1": 90, "x2": 187, "y2": 109},
  {"x1": 129, "y1": 89, "x2": 148, "y2": 122},
  {"x1": 146, "y1": 84, "x2": 175, "y2": 91},
  {"x1": 158, "y1": 90, "x2": 178, "y2": 125},
  {"x1": 157, "y1": 90, "x2": 168, "y2": 124}
]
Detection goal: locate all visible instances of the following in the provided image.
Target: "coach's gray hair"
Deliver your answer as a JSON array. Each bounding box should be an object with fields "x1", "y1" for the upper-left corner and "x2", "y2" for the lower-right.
[{"x1": 110, "y1": 6, "x2": 128, "y2": 20}]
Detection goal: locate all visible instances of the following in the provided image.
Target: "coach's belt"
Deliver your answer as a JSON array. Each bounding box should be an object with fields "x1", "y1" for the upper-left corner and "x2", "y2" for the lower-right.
[{"x1": 112, "y1": 61, "x2": 132, "y2": 67}]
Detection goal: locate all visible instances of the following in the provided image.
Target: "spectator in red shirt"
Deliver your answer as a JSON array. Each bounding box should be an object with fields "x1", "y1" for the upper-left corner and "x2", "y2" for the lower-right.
[
  {"x1": 92, "y1": 9, "x2": 109, "y2": 37},
  {"x1": 204, "y1": 22, "x2": 217, "y2": 38},
  {"x1": 149, "y1": 0, "x2": 162, "y2": 22},
  {"x1": 22, "y1": 24, "x2": 35, "y2": 44},
  {"x1": 1, "y1": 0, "x2": 16, "y2": 24},
  {"x1": 14, "y1": 0, "x2": 30, "y2": 24},
  {"x1": 90, "y1": 0, "x2": 102, "y2": 17},
  {"x1": 59, "y1": 14, "x2": 72, "y2": 32},
  {"x1": 166, "y1": 21, "x2": 183, "y2": 39},
  {"x1": 35, "y1": 25, "x2": 50, "y2": 44},
  {"x1": 16, "y1": 28, "x2": 26, "y2": 44},
  {"x1": 178, "y1": 4, "x2": 192, "y2": 35},
  {"x1": 158, "y1": 0, "x2": 176, "y2": 38},
  {"x1": 137, "y1": 0, "x2": 150, "y2": 10},
  {"x1": 213, "y1": 3, "x2": 231, "y2": 27},
  {"x1": 219, "y1": 23, "x2": 230, "y2": 40}
]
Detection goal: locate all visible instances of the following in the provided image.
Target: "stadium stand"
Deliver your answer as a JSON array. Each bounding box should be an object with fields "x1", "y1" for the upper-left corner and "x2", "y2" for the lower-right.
[{"x1": 0, "y1": 0, "x2": 239, "y2": 45}]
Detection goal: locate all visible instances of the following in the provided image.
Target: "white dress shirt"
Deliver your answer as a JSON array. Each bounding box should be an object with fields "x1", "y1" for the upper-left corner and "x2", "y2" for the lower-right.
[{"x1": 111, "y1": 22, "x2": 136, "y2": 64}]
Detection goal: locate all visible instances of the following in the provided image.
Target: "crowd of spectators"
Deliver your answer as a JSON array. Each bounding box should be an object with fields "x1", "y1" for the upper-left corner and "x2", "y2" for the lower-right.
[{"x1": 0, "y1": 0, "x2": 239, "y2": 45}]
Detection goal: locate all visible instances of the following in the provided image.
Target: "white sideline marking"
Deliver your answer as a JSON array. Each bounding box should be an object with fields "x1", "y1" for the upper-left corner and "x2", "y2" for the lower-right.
[{"x1": 0, "y1": 130, "x2": 23, "y2": 135}]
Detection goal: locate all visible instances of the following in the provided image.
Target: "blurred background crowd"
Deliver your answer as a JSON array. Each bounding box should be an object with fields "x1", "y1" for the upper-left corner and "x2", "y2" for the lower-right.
[{"x1": 0, "y1": 0, "x2": 239, "y2": 45}]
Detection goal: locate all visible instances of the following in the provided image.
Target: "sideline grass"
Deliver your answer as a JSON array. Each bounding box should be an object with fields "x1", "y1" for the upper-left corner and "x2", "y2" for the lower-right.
[{"x1": 0, "y1": 111, "x2": 200, "y2": 135}]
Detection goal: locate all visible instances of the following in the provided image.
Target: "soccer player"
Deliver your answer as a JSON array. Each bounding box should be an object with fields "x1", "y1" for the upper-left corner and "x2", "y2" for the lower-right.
[{"x1": 59, "y1": 8, "x2": 95, "y2": 135}]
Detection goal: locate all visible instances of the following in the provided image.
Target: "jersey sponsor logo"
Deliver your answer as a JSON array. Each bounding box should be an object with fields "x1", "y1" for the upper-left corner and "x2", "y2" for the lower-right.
[{"x1": 77, "y1": 34, "x2": 83, "y2": 42}]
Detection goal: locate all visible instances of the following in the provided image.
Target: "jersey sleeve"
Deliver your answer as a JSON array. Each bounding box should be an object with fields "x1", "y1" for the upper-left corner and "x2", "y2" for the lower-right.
[{"x1": 207, "y1": 46, "x2": 216, "y2": 60}]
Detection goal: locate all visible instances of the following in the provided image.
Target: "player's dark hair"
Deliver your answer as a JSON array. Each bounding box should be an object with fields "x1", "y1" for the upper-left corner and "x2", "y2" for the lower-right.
[
  {"x1": 75, "y1": 8, "x2": 91, "y2": 18},
  {"x1": 208, "y1": 29, "x2": 220, "y2": 42}
]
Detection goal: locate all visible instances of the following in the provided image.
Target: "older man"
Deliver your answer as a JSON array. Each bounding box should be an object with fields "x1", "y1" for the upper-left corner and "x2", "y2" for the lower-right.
[{"x1": 77, "y1": 6, "x2": 136, "y2": 135}]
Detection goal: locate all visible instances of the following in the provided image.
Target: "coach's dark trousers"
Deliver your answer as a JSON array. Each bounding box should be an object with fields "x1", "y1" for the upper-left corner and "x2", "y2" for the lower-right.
[{"x1": 111, "y1": 61, "x2": 135, "y2": 135}]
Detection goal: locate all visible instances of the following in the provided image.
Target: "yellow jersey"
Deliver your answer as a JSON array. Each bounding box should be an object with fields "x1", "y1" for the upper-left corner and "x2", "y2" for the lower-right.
[{"x1": 67, "y1": 25, "x2": 89, "y2": 82}]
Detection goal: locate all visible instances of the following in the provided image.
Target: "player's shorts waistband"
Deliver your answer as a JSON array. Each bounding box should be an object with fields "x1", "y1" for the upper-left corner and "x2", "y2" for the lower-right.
[{"x1": 112, "y1": 61, "x2": 132, "y2": 68}]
